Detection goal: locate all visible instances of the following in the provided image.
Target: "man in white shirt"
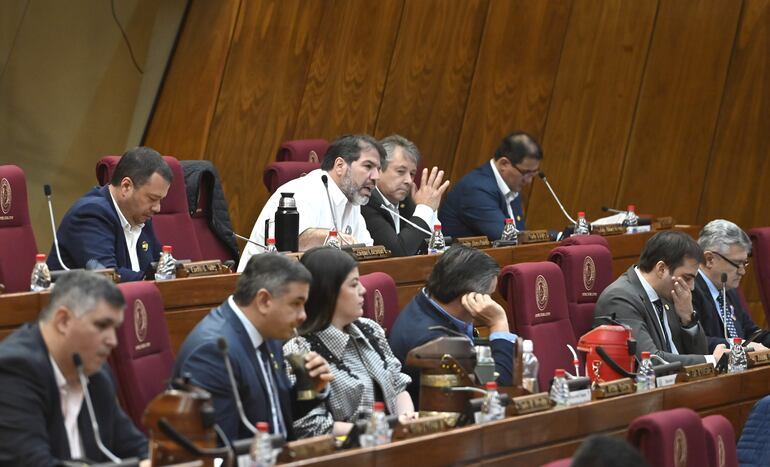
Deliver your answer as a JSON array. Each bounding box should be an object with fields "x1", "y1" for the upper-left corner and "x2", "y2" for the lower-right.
[{"x1": 238, "y1": 134, "x2": 384, "y2": 270}]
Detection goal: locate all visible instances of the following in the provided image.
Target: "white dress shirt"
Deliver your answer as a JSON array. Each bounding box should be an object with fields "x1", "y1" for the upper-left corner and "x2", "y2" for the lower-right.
[
  {"x1": 238, "y1": 169, "x2": 374, "y2": 271},
  {"x1": 489, "y1": 159, "x2": 518, "y2": 219},
  {"x1": 50, "y1": 356, "x2": 84, "y2": 459},
  {"x1": 109, "y1": 191, "x2": 143, "y2": 272}
]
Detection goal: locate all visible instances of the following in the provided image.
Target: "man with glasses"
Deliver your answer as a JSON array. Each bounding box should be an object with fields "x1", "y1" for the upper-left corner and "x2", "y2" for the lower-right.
[
  {"x1": 693, "y1": 219, "x2": 770, "y2": 351},
  {"x1": 438, "y1": 132, "x2": 541, "y2": 240}
]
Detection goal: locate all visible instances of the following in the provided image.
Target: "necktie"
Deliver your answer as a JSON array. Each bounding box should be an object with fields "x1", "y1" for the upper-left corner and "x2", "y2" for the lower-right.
[
  {"x1": 257, "y1": 343, "x2": 286, "y2": 436},
  {"x1": 653, "y1": 300, "x2": 672, "y2": 352},
  {"x1": 719, "y1": 292, "x2": 739, "y2": 339}
]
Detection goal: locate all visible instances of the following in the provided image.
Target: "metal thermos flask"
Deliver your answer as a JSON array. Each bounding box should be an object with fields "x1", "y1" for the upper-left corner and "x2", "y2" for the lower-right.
[{"x1": 275, "y1": 192, "x2": 299, "y2": 252}]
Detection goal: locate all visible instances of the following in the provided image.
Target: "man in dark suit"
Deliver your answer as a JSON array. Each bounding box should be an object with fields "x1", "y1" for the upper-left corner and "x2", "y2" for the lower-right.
[
  {"x1": 173, "y1": 253, "x2": 333, "y2": 441},
  {"x1": 48, "y1": 147, "x2": 172, "y2": 281},
  {"x1": 0, "y1": 271, "x2": 147, "y2": 465},
  {"x1": 389, "y1": 245, "x2": 515, "y2": 406},
  {"x1": 693, "y1": 219, "x2": 770, "y2": 352},
  {"x1": 361, "y1": 135, "x2": 450, "y2": 256},
  {"x1": 594, "y1": 231, "x2": 729, "y2": 366},
  {"x1": 439, "y1": 132, "x2": 542, "y2": 240}
]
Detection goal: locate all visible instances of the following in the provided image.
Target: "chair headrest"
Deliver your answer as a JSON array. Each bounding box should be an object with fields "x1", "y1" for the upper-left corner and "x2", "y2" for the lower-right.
[
  {"x1": 276, "y1": 139, "x2": 329, "y2": 162},
  {"x1": 115, "y1": 282, "x2": 169, "y2": 359},
  {"x1": 549, "y1": 244, "x2": 613, "y2": 303},
  {"x1": 0, "y1": 165, "x2": 31, "y2": 228},
  {"x1": 499, "y1": 262, "x2": 569, "y2": 326}
]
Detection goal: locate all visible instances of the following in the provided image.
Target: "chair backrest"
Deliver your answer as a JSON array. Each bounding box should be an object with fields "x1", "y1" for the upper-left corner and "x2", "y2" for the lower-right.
[
  {"x1": 109, "y1": 281, "x2": 174, "y2": 432},
  {"x1": 190, "y1": 171, "x2": 237, "y2": 262},
  {"x1": 628, "y1": 408, "x2": 709, "y2": 467},
  {"x1": 540, "y1": 459, "x2": 571, "y2": 467},
  {"x1": 702, "y1": 415, "x2": 738, "y2": 467},
  {"x1": 0, "y1": 165, "x2": 38, "y2": 293},
  {"x1": 95, "y1": 155, "x2": 120, "y2": 185},
  {"x1": 560, "y1": 234, "x2": 610, "y2": 248},
  {"x1": 548, "y1": 244, "x2": 614, "y2": 340},
  {"x1": 263, "y1": 161, "x2": 320, "y2": 194},
  {"x1": 275, "y1": 139, "x2": 328, "y2": 162},
  {"x1": 359, "y1": 272, "x2": 399, "y2": 335},
  {"x1": 498, "y1": 261, "x2": 577, "y2": 390},
  {"x1": 748, "y1": 227, "x2": 770, "y2": 325}
]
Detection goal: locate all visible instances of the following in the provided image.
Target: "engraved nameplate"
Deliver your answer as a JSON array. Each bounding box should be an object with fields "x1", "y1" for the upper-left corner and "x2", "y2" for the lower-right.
[
  {"x1": 653, "y1": 216, "x2": 675, "y2": 230},
  {"x1": 456, "y1": 236, "x2": 492, "y2": 249},
  {"x1": 392, "y1": 415, "x2": 448, "y2": 441},
  {"x1": 593, "y1": 378, "x2": 634, "y2": 399},
  {"x1": 175, "y1": 260, "x2": 230, "y2": 278},
  {"x1": 592, "y1": 224, "x2": 626, "y2": 236},
  {"x1": 278, "y1": 435, "x2": 336, "y2": 462},
  {"x1": 656, "y1": 373, "x2": 677, "y2": 388},
  {"x1": 350, "y1": 245, "x2": 391, "y2": 261},
  {"x1": 748, "y1": 349, "x2": 770, "y2": 367},
  {"x1": 510, "y1": 392, "x2": 552, "y2": 415},
  {"x1": 518, "y1": 230, "x2": 551, "y2": 244},
  {"x1": 679, "y1": 362, "x2": 716, "y2": 381},
  {"x1": 567, "y1": 388, "x2": 592, "y2": 405}
]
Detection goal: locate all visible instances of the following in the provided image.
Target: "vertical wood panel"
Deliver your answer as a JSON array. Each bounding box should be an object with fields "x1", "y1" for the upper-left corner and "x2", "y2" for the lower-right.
[
  {"x1": 292, "y1": 0, "x2": 404, "y2": 139},
  {"x1": 143, "y1": 0, "x2": 241, "y2": 159},
  {"x1": 204, "y1": 0, "x2": 325, "y2": 235},
  {"x1": 615, "y1": 0, "x2": 741, "y2": 224},
  {"x1": 451, "y1": 0, "x2": 572, "y2": 183},
  {"x1": 526, "y1": 0, "x2": 659, "y2": 230},
  {"x1": 373, "y1": 0, "x2": 488, "y2": 170}
]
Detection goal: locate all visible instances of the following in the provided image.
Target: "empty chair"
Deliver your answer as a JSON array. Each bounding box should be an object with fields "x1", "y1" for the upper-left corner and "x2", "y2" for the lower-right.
[
  {"x1": 549, "y1": 244, "x2": 614, "y2": 340},
  {"x1": 748, "y1": 227, "x2": 770, "y2": 324},
  {"x1": 263, "y1": 161, "x2": 320, "y2": 194},
  {"x1": 498, "y1": 261, "x2": 578, "y2": 390},
  {"x1": 275, "y1": 138, "x2": 328, "y2": 162},
  {"x1": 359, "y1": 272, "x2": 399, "y2": 335},
  {"x1": 702, "y1": 415, "x2": 738, "y2": 467},
  {"x1": 0, "y1": 165, "x2": 39, "y2": 293},
  {"x1": 109, "y1": 281, "x2": 174, "y2": 432},
  {"x1": 560, "y1": 234, "x2": 610, "y2": 248},
  {"x1": 628, "y1": 408, "x2": 708, "y2": 467}
]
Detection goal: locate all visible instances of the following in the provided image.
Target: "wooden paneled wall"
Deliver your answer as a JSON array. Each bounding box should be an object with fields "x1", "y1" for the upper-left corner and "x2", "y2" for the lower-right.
[{"x1": 144, "y1": 0, "x2": 770, "y2": 321}]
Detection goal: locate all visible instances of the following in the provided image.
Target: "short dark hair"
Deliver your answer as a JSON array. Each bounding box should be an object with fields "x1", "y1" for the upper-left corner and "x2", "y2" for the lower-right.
[
  {"x1": 320, "y1": 134, "x2": 386, "y2": 171},
  {"x1": 298, "y1": 247, "x2": 358, "y2": 334},
  {"x1": 39, "y1": 271, "x2": 125, "y2": 321},
  {"x1": 571, "y1": 435, "x2": 649, "y2": 467},
  {"x1": 493, "y1": 131, "x2": 543, "y2": 165},
  {"x1": 233, "y1": 253, "x2": 312, "y2": 306},
  {"x1": 110, "y1": 146, "x2": 173, "y2": 187},
  {"x1": 637, "y1": 230, "x2": 704, "y2": 273},
  {"x1": 426, "y1": 244, "x2": 500, "y2": 303}
]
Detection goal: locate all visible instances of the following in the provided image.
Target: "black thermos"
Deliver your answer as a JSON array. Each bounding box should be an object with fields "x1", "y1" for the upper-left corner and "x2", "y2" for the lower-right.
[{"x1": 275, "y1": 192, "x2": 299, "y2": 252}]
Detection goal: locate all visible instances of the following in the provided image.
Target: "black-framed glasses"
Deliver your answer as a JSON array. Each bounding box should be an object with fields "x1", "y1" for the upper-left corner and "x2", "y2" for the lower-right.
[
  {"x1": 512, "y1": 165, "x2": 539, "y2": 178},
  {"x1": 712, "y1": 251, "x2": 750, "y2": 270}
]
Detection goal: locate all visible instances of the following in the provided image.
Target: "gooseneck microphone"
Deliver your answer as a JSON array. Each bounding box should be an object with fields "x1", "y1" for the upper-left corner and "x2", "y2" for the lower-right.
[
  {"x1": 537, "y1": 172, "x2": 577, "y2": 225},
  {"x1": 320, "y1": 174, "x2": 350, "y2": 246},
  {"x1": 379, "y1": 204, "x2": 433, "y2": 236},
  {"x1": 72, "y1": 353, "x2": 122, "y2": 463},
  {"x1": 44, "y1": 184, "x2": 70, "y2": 271},
  {"x1": 227, "y1": 230, "x2": 267, "y2": 250},
  {"x1": 721, "y1": 272, "x2": 729, "y2": 342},
  {"x1": 601, "y1": 206, "x2": 626, "y2": 214},
  {"x1": 217, "y1": 337, "x2": 258, "y2": 435}
]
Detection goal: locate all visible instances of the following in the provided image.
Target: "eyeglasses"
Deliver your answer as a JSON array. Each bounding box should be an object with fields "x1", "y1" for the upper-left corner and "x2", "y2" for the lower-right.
[
  {"x1": 512, "y1": 165, "x2": 539, "y2": 178},
  {"x1": 711, "y1": 251, "x2": 750, "y2": 270}
]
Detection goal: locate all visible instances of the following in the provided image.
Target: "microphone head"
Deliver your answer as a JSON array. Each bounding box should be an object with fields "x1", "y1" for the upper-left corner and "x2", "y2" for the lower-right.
[
  {"x1": 44, "y1": 184, "x2": 52, "y2": 196},
  {"x1": 537, "y1": 171, "x2": 546, "y2": 180},
  {"x1": 217, "y1": 337, "x2": 229, "y2": 354},
  {"x1": 72, "y1": 352, "x2": 83, "y2": 368},
  {"x1": 321, "y1": 174, "x2": 328, "y2": 186},
  {"x1": 601, "y1": 206, "x2": 609, "y2": 212},
  {"x1": 721, "y1": 272, "x2": 728, "y2": 284}
]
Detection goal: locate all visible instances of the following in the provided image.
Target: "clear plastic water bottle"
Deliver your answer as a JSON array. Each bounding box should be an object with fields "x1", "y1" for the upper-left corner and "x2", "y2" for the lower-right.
[
  {"x1": 500, "y1": 218, "x2": 519, "y2": 244},
  {"x1": 360, "y1": 401, "x2": 391, "y2": 447},
  {"x1": 728, "y1": 337, "x2": 747, "y2": 373},
  {"x1": 266, "y1": 238, "x2": 278, "y2": 253},
  {"x1": 636, "y1": 351, "x2": 656, "y2": 392},
  {"x1": 480, "y1": 381, "x2": 505, "y2": 422},
  {"x1": 30, "y1": 254, "x2": 52, "y2": 292},
  {"x1": 623, "y1": 204, "x2": 639, "y2": 227},
  {"x1": 323, "y1": 229, "x2": 341, "y2": 249},
  {"x1": 154, "y1": 245, "x2": 177, "y2": 280},
  {"x1": 250, "y1": 421, "x2": 275, "y2": 467},
  {"x1": 521, "y1": 340, "x2": 539, "y2": 393},
  {"x1": 428, "y1": 224, "x2": 446, "y2": 254},
  {"x1": 573, "y1": 212, "x2": 590, "y2": 236},
  {"x1": 549, "y1": 369, "x2": 569, "y2": 407}
]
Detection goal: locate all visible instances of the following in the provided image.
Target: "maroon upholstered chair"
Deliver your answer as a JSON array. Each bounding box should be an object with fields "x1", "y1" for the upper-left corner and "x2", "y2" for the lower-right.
[
  {"x1": 0, "y1": 165, "x2": 39, "y2": 293},
  {"x1": 275, "y1": 138, "x2": 329, "y2": 162},
  {"x1": 263, "y1": 161, "x2": 320, "y2": 194},
  {"x1": 190, "y1": 171, "x2": 237, "y2": 262},
  {"x1": 109, "y1": 281, "x2": 174, "y2": 432},
  {"x1": 560, "y1": 234, "x2": 610, "y2": 248},
  {"x1": 498, "y1": 261, "x2": 578, "y2": 390},
  {"x1": 95, "y1": 155, "x2": 120, "y2": 185},
  {"x1": 359, "y1": 272, "x2": 399, "y2": 335},
  {"x1": 548, "y1": 244, "x2": 614, "y2": 340},
  {"x1": 540, "y1": 458, "x2": 571, "y2": 467},
  {"x1": 628, "y1": 408, "x2": 709, "y2": 467},
  {"x1": 749, "y1": 227, "x2": 770, "y2": 324},
  {"x1": 702, "y1": 415, "x2": 738, "y2": 467}
]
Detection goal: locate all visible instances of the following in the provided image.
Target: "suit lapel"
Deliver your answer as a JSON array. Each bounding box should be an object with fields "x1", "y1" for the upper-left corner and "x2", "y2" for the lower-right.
[
  {"x1": 371, "y1": 189, "x2": 397, "y2": 230},
  {"x1": 625, "y1": 267, "x2": 668, "y2": 349},
  {"x1": 99, "y1": 185, "x2": 132, "y2": 265}
]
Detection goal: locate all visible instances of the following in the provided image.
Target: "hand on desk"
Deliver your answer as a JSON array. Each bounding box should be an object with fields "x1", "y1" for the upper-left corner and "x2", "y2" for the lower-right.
[{"x1": 712, "y1": 344, "x2": 729, "y2": 363}]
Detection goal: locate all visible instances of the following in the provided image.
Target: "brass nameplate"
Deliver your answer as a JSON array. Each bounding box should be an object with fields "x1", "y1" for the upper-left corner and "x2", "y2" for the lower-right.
[
  {"x1": 653, "y1": 216, "x2": 675, "y2": 230},
  {"x1": 456, "y1": 236, "x2": 492, "y2": 249},
  {"x1": 510, "y1": 392, "x2": 552, "y2": 415},
  {"x1": 518, "y1": 230, "x2": 551, "y2": 244},
  {"x1": 592, "y1": 224, "x2": 626, "y2": 236},
  {"x1": 350, "y1": 245, "x2": 391, "y2": 261},
  {"x1": 278, "y1": 435, "x2": 335, "y2": 462},
  {"x1": 175, "y1": 260, "x2": 230, "y2": 278},
  {"x1": 679, "y1": 362, "x2": 716, "y2": 381},
  {"x1": 748, "y1": 349, "x2": 770, "y2": 368},
  {"x1": 593, "y1": 377, "x2": 634, "y2": 398},
  {"x1": 392, "y1": 415, "x2": 449, "y2": 441},
  {"x1": 92, "y1": 268, "x2": 121, "y2": 283}
]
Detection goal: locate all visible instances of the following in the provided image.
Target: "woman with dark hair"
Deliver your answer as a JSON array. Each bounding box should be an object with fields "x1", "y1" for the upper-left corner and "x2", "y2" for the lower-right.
[{"x1": 283, "y1": 247, "x2": 415, "y2": 437}]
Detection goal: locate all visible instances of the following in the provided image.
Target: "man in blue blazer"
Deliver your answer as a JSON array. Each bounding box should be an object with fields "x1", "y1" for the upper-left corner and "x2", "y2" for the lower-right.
[
  {"x1": 48, "y1": 147, "x2": 172, "y2": 281},
  {"x1": 173, "y1": 254, "x2": 333, "y2": 441},
  {"x1": 388, "y1": 245, "x2": 516, "y2": 407},
  {"x1": 0, "y1": 271, "x2": 147, "y2": 465},
  {"x1": 439, "y1": 132, "x2": 542, "y2": 240},
  {"x1": 692, "y1": 219, "x2": 770, "y2": 352}
]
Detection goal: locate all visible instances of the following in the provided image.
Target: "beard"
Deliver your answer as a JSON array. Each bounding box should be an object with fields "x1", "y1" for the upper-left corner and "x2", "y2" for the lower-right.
[{"x1": 340, "y1": 171, "x2": 371, "y2": 206}]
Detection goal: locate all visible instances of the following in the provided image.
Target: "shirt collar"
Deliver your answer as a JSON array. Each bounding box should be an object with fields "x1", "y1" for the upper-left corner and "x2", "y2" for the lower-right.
[
  {"x1": 699, "y1": 269, "x2": 722, "y2": 302},
  {"x1": 108, "y1": 189, "x2": 144, "y2": 231},
  {"x1": 489, "y1": 159, "x2": 519, "y2": 202},
  {"x1": 421, "y1": 289, "x2": 474, "y2": 338},
  {"x1": 314, "y1": 323, "x2": 368, "y2": 359},
  {"x1": 376, "y1": 186, "x2": 398, "y2": 209},
  {"x1": 228, "y1": 295, "x2": 265, "y2": 350},
  {"x1": 49, "y1": 355, "x2": 71, "y2": 390},
  {"x1": 634, "y1": 266, "x2": 661, "y2": 303}
]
